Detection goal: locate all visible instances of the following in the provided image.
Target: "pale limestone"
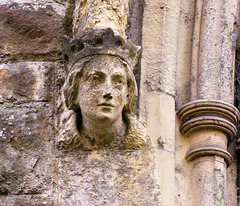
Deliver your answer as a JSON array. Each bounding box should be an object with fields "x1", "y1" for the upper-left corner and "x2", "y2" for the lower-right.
[
  {"x1": 73, "y1": 0, "x2": 129, "y2": 38},
  {"x1": 146, "y1": 92, "x2": 176, "y2": 206},
  {"x1": 57, "y1": 149, "x2": 160, "y2": 205},
  {"x1": 176, "y1": 0, "x2": 239, "y2": 205},
  {"x1": 0, "y1": 0, "x2": 239, "y2": 205},
  {"x1": 191, "y1": 156, "x2": 226, "y2": 206},
  {"x1": 190, "y1": 0, "x2": 238, "y2": 103}
]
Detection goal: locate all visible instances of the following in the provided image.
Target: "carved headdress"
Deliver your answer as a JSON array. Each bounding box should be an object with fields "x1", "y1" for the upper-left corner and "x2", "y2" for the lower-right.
[{"x1": 62, "y1": 28, "x2": 141, "y2": 71}]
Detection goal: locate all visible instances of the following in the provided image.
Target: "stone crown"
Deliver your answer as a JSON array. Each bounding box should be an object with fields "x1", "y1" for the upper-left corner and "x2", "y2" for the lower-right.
[{"x1": 62, "y1": 28, "x2": 141, "y2": 70}]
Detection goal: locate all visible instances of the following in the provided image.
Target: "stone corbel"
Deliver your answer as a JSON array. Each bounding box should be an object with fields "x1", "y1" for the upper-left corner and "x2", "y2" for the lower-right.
[{"x1": 177, "y1": 100, "x2": 240, "y2": 167}]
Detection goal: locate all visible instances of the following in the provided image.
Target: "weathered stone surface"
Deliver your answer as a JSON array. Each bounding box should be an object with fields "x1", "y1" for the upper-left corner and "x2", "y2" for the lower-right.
[
  {"x1": 57, "y1": 148, "x2": 160, "y2": 206},
  {"x1": 226, "y1": 141, "x2": 238, "y2": 206},
  {"x1": 175, "y1": 0, "x2": 195, "y2": 108},
  {"x1": 125, "y1": 0, "x2": 144, "y2": 46},
  {"x1": 73, "y1": 0, "x2": 129, "y2": 38},
  {"x1": 0, "y1": 103, "x2": 54, "y2": 196},
  {"x1": 0, "y1": 195, "x2": 54, "y2": 206},
  {"x1": 0, "y1": 0, "x2": 238, "y2": 205},
  {"x1": 190, "y1": 0, "x2": 237, "y2": 104},
  {"x1": 0, "y1": 2, "x2": 65, "y2": 62},
  {"x1": 0, "y1": 0, "x2": 67, "y2": 17},
  {"x1": 146, "y1": 92, "x2": 176, "y2": 205},
  {"x1": 0, "y1": 62, "x2": 57, "y2": 102}
]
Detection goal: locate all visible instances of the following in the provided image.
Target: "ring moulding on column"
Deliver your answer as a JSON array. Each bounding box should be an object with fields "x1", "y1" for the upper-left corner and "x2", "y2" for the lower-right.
[{"x1": 177, "y1": 100, "x2": 240, "y2": 167}]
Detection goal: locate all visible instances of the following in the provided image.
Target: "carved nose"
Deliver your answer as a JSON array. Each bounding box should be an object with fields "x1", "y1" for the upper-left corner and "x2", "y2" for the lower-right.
[{"x1": 103, "y1": 93, "x2": 112, "y2": 100}]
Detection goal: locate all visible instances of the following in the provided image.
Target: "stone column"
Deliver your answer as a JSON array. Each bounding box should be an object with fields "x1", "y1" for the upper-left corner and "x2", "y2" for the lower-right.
[
  {"x1": 177, "y1": 0, "x2": 239, "y2": 205},
  {"x1": 140, "y1": 0, "x2": 181, "y2": 205}
]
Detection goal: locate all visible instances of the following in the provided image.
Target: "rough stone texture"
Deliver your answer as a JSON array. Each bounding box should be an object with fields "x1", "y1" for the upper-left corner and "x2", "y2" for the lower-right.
[
  {"x1": 0, "y1": 0, "x2": 67, "y2": 17},
  {"x1": 125, "y1": 0, "x2": 144, "y2": 112},
  {"x1": 146, "y1": 92, "x2": 176, "y2": 205},
  {"x1": 0, "y1": 1, "x2": 65, "y2": 62},
  {"x1": 0, "y1": 0, "x2": 239, "y2": 205},
  {"x1": 125, "y1": 0, "x2": 144, "y2": 46},
  {"x1": 0, "y1": 195, "x2": 54, "y2": 206},
  {"x1": 175, "y1": 0, "x2": 195, "y2": 108},
  {"x1": 140, "y1": 1, "x2": 181, "y2": 204},
  {"x1": 139, "y1": 0, "x2": 180, "y2": 121},
  {"x1": 190, "y1": 0, "x2": 237, "y2": 104},
  {"x1": 0, "y1": 62, "x2": 56, "y2": 103},
  {"x1": 175, "y1": 0, "x2": 239, "y2": 205},
  {"x1": 191, "y1": 156, "x2": 226, "y2": 206},
  {"x1": 73, "y1": 0, "x2": 129, "y2": 39},
  {"x1": 226, "y1": 141, "x2": 238, "y2": 206},
  {"x1": 56, "y1": 148, "x2": 160, "y2": 206},
  {"x1": 0, "y1": 103, "x2": 54, "y2": 198}
]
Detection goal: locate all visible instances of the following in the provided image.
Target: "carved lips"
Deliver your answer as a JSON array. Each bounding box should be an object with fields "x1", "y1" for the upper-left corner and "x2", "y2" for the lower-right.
[{"x1": 97, "y1": 103, "x2": 114, "y2": 107}]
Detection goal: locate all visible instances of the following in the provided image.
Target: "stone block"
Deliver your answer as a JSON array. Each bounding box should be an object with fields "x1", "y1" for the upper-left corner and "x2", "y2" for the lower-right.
[
  {"x1": 0, "y1": 103, "x2": 53, "y2": 196},
  {"x1": 0, "y1": 62, "x2": 57, "y2": 102},
  {"x1": 0, "y1": 195, "x2": 54, "y2": 206},
  {"x1": 0, "y1": 1, "x2": 65, "y2": 62},
  {"x1": 57, "y1": 149, "x2": 160, "y2": 206}
]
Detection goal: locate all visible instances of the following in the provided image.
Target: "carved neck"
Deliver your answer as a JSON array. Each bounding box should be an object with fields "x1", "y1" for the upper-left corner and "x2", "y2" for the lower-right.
[{"x1": 81, "y1": 117, "x2": 127, "y2": 145}]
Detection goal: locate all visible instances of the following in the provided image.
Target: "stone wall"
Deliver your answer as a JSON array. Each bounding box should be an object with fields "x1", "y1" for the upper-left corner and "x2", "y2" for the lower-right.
[
  {"x1": 0, "y1": 0, "x2": 240, "y2": 206},
  {"x1": 0, "y1": 1, "x2": 64, "y2": 205}
]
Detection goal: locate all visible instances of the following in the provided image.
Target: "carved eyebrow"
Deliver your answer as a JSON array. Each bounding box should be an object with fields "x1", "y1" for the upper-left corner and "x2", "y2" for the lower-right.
[
  {"x1": 111, "y1": 72, "x2": 126, "y2": 79},
  {"x1": 85, "y1": 71, "x2": 105, "y2": 79}
]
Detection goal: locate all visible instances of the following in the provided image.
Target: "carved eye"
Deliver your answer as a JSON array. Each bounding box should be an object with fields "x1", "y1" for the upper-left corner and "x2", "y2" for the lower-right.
[
  {"x1": 89, "y1": 74, "x2": 101, "y2": 83},
  {"x1": 115, "y1": 79, "x2": 123, "y2": 84},
  {"x1": 112, "y1": 76, "x2": 125, "y2": 89}
]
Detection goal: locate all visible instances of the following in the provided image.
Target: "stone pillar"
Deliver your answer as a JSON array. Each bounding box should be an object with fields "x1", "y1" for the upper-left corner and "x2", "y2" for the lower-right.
[
  {"x1": 140, "y1": 0, "x2": 181, "y2": 205},
  {"x1": 177, "y1": 0, "x2": 239, "y2": 205}
]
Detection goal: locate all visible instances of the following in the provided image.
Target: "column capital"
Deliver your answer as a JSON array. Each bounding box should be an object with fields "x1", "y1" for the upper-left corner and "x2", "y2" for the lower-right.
[
  {"x1": 177, "y1": 100, "x2": 239, "y2": 140},
  {"x1": 177, "y1": 100, "x2": 239, "y2": 167}
]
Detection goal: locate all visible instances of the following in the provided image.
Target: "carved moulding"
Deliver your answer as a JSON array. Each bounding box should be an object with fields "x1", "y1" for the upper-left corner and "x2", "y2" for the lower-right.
[{"x1": 177, "y1": 100, "x2": 240, "y2": 166}]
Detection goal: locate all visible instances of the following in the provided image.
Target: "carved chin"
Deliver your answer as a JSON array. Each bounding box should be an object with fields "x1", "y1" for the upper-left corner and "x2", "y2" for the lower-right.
[
  {"x1": 95, "y1": 112, "x2": 120, "y2": 123},
  {"x1": 88, "y1": 108, "x2": 122, "y2": 124}
]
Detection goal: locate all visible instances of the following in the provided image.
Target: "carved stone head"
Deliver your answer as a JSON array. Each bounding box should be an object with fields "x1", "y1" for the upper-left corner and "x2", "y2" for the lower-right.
[
  {"x1": 65, "y1": 55, "x2": 134, "y2": 124},
  {"x1": 59, "y1": 28, "x2": 146, "y2": 150}
]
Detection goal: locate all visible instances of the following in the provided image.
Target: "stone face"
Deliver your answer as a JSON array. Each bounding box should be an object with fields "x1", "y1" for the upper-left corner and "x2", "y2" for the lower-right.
[
  {"x1": 0, "y1": 62, "x2": 56, "y2": 102},
  {"x1": 0, "y1": 2, "x2": 65, "y2": 62},
  {"x1": 0, "y1": 103, "x2": 53, "y2": 196}
]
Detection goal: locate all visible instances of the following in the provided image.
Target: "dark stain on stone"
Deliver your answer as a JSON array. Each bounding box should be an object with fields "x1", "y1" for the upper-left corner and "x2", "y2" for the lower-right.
[
  {"x1": 63, "y1": 0, "x2": 75, "y2": 37},
  {"x1": 1, "y1": 65, "x2": 36, "y2": 98},
  {"x1": 0, "y1": 4, "x2": 64, "y2": 62}
]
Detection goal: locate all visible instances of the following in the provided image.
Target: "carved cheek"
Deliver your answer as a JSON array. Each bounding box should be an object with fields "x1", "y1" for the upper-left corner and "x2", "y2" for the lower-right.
[{"x1": 115, "y1": 88, "x2": 128, "y2": 106}]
